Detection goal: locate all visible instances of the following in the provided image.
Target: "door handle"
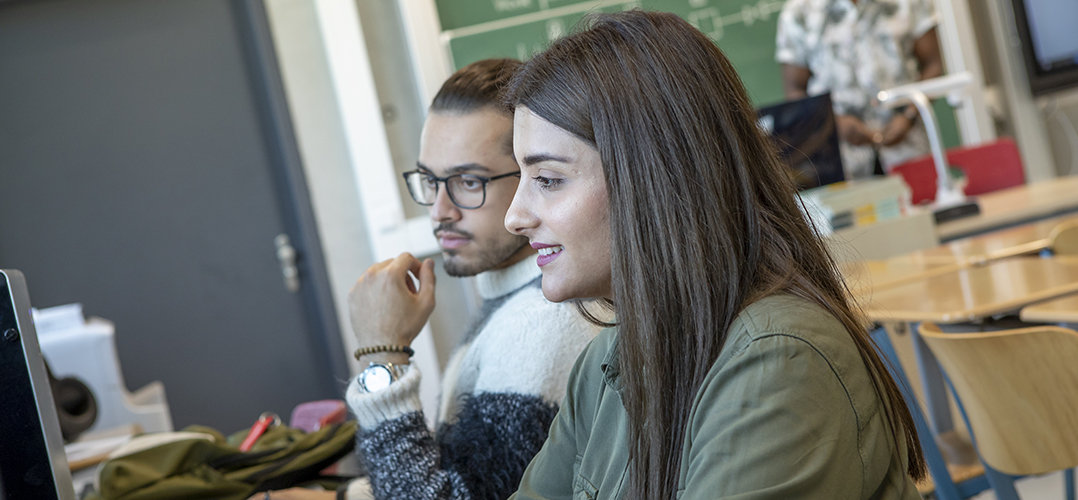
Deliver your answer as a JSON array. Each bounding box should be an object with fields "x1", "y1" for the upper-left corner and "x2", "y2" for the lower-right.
[{"x1": 274, "y1": 234, "x2": 300, "y2": 293}]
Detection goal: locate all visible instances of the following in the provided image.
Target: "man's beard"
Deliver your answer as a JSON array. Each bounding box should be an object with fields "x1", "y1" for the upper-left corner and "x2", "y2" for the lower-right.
[{"x1": 443, "y1": 235, "x2": 530, "y2": 277}]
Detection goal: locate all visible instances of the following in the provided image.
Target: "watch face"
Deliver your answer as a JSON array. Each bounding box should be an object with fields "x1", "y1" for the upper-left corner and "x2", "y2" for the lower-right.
[{"x1": 360, "y1": 365, "x2": 393, "y2": 392}]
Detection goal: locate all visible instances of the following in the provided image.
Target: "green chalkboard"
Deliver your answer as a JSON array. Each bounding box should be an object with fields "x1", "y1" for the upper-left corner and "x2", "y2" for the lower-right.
[
  {"x1": 436, "y1": 0, "x2": 961, "y2": 147},
  {"x1": 440, "y1": 0, "x2": 788, "y2": 105}
]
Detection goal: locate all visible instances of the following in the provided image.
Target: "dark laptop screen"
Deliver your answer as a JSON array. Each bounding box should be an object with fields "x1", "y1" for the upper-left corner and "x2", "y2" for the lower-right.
[
  {"x1": 757, "y1": 93, "x2": 845, "y2": 190},
  {"x1": 0, "y1": 270, "x2": 72, "y2": 500}
]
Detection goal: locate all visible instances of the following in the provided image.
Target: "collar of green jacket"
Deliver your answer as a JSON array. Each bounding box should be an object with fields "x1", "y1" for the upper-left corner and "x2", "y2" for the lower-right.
[{"x1": 598, "y1": 329, "x2": 624, "y2": 393}]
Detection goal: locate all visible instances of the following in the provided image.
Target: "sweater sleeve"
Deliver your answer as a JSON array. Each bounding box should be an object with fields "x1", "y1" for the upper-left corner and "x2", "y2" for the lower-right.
[
  {"x1": 346, "y1": 289, "x2": 595, "y2": 500},
  {"x1": 351, "y1": 388, "x2": 560, "y2": 500}
]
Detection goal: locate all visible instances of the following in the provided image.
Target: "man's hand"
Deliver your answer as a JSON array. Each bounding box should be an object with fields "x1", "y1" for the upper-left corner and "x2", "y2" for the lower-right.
[
  {"x1": 349, "y1": 253, "x2": 436, "y2": 364},
  {"x1": 836, "y1": 114, "x2": 879, "y2": 146},
  {"x1": 246, "y1": 488, "x2": 335, "y2": 500},
  {"x1": 879, "y1": 113, "x2": 914, "y2": 147}
]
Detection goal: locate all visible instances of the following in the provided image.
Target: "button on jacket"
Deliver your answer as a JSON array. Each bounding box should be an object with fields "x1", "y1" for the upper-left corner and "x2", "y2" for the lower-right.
[{"x1": 510, "y1": 295, "x2": 921, "y2": 500}]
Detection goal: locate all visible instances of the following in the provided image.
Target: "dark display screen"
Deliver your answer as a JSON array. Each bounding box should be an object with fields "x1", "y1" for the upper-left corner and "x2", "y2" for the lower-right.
[
  {"x1": 0, "y1": 274, "x2": 60, "y2": 500},
  {"x1": 1012, "y1": 0, "x2": 1078, "y2": 95},
  {"x1": 757, "y1": 93, "x2": 846, "y2": 190}
]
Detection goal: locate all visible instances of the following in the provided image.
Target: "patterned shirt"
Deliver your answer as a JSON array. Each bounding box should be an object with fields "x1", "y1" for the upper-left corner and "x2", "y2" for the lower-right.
[{"x1": 776, "y1": 0, "x2": 937, "y2": 179}]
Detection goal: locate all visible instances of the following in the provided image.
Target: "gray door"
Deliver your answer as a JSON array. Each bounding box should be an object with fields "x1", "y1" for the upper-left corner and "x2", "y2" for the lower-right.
[{"x1": 0, "y1": 0, "x2": 347, "y2": 431}]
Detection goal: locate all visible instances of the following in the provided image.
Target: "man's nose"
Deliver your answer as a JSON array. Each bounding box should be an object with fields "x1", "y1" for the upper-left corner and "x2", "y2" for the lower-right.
[{"x1": 430, "y1": 184, "x2": 461, "y2": 223}]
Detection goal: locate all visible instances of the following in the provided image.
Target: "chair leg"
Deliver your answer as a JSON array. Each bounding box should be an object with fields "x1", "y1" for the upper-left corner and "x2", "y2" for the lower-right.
[
  {"x1": 982, "y1": 466, "x2": 1021, "y2": 500},
  {"x1": 870, "y1": 326, "x2": 966, "y2": 500},
  {"x1": 1065, "y1": 468, "x2": 1075, "y2": 500},
  {"x1": 910, "y1": 323, "x2": 956, "y2": 435},
  {"x1": 940, "y1": 371, "x2": 1023, "y2": 500}
]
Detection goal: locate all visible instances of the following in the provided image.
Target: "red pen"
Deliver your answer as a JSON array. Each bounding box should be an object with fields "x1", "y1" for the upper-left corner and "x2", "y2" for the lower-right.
[{"x1": 239, "y1": 412, "x2": 280, "y2": 452}]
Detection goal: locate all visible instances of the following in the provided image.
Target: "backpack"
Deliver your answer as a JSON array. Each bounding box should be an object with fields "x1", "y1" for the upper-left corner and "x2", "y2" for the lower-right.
[{"x1": 86, "y1": 420, "x2": 357, "y2": 500}]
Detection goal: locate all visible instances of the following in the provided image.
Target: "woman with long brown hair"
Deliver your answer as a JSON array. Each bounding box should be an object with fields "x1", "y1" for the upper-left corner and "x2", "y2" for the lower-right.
[{"x1": 502, "y1": 10, "x2": 925, "y2": 500}]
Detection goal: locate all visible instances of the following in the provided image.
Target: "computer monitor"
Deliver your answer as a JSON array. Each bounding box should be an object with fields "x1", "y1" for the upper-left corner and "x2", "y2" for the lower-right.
[
  {"x1": 0, "y1": 269, "x2": 77, "y2": 500},
  {"x1": 757, "y1": 93, "x2": 845, "y2": 190},
  {"x1": 1009, "y1": 0, "x2": 1078, "y2": 95}
]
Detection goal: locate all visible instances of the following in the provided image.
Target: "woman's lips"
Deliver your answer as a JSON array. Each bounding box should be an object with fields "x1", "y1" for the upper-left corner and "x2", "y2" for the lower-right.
[{"x1": 534, "y1": 244, "x2": 564, "y2": 267}]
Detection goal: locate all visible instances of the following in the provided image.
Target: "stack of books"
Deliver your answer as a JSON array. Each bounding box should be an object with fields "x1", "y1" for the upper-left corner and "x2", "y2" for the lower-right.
[{"x1": 798, "y1": 176, "x2": 912, "y2": 234}]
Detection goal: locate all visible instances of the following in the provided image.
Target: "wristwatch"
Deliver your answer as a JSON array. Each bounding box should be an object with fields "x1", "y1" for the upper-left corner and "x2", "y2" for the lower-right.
[{"x1": 358, "y1": 362, "x2": 407, "y2": 393}]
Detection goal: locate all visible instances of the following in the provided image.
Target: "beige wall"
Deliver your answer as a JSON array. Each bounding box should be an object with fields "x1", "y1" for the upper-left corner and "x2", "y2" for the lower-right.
[{"x1": 263, "y1": 0, "x2": 481, "y2": 424}]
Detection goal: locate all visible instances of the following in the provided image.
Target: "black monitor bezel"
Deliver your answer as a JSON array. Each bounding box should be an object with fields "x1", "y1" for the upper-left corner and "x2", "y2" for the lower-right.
[
  {"x1": 0, "y1": 269, "x2": 76, "y2": 500},
  {"x1": 1010, "y1": 0, "x2": 1078, "y2": 96}
]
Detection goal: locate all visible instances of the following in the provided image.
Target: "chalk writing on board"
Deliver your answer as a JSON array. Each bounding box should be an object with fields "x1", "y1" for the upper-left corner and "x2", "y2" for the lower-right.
[
  {"x1": 685, "y1": 0, "x2": 783, "y2": 40},
  {"x1": 438, "y1": 0, "x2": 797, "y2": 105},
  {"x1": 444, "y1": 0, "x2": 783, "y2": 44}
]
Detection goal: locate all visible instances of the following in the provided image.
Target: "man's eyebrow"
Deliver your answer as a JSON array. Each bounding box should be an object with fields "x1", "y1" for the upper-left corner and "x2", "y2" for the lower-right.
[
  {"x1": 520, "y1": 153, "x2": 570, "y2": 167},
  {"x1": 446, "y1": 163, "x2": 492, "y2": 175},
  {"x1": 413, "y1": 163, "x2": 492, "y2": 175}
]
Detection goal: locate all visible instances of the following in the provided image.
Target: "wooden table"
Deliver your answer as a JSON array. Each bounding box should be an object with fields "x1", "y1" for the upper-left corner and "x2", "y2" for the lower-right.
[
  {"x1": 864, "y1": 256, "x2": 1078, "y2": 435},
  {"x1": 935, "y1": 176, "x2": 1078, "y2": 242},
  {"x1": 1020, "y1": 294, "x2": 1078, "y2": 324},
  {"x1": 841, "y1": 254, "x2": 963, "y2": 298},
  {"x1": 845, "y1": 214, "x2": 1078, "y2": 300},
  {"x1": 915, "y1": 214, "x2": 1074, "y2": 265}
]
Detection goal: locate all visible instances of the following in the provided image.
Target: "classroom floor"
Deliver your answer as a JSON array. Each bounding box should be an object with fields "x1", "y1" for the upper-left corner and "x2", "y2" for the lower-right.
[{"x1": 968, "y1": 469, "x2": 1074, "y2": 499}]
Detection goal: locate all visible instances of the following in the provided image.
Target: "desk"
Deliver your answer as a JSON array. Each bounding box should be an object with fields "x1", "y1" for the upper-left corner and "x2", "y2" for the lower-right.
[
  {"x1": 935, "y1": 176, "x2": 1078, "y2": 242},
  {"x1": 841, "y1": 254, "x2": 962, "y2": 298},
  {"x1": 846, "y1": 214, "x2": 1078, "y2": 299},
  {"x1": 1020, "y1": 294, "x2": 1078, "y2": 323}
]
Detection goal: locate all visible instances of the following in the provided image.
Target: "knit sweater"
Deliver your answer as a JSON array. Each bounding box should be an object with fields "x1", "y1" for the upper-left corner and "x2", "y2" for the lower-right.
[{"x1": 343, "y1": 254, "x2": 599, "y2": 500}]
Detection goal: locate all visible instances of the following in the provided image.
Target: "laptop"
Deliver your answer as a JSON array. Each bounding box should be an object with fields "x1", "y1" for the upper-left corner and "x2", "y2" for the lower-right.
[
  {"x1": 757, "y1": 93, "x2": 846, "y2": 190},
  {"x1": 0, "y1": 269, "x2": 77, "y2": 500}
]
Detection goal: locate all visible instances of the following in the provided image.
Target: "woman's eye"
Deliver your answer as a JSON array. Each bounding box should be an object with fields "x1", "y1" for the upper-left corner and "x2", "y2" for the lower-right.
[{"x1": 533, "y1": 176, "x2": 563, "y2": 189}]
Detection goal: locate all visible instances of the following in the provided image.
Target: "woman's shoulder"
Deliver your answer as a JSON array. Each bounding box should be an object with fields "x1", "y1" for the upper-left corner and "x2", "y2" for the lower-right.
[
  {"x1": 717, "y1": 294, "x2": 882, "y2": 428},
  {"x1": 727, "y1": 294, "x2": 854, "y2": 357}
]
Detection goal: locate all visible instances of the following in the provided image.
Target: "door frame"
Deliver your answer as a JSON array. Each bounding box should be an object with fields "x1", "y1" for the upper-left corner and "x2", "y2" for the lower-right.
[{"x1": 234, "y1": 0, "x2": 350, "y2": 387}]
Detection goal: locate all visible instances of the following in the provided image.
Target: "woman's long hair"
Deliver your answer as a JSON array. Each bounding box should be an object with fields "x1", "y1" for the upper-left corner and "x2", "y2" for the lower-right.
[{"x1": 505, "y1": 10, "x2": 924, "y2": 499}]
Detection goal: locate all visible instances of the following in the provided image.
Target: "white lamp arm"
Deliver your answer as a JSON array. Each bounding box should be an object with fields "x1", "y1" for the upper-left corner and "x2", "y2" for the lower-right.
[{"x1": 877, "y1": 73, "x2": 974, "y2": 206}]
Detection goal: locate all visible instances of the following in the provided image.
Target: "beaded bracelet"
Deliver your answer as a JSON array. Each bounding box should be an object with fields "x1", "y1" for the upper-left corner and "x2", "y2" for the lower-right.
[{"x1": 353, "y1": 344, "x2": 415, "y2": 361}]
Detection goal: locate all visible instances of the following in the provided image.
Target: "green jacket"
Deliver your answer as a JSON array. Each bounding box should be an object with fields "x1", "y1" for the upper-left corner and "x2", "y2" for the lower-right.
[{"x1": 510, "y1": 295, "x2": 921, "y2": 500}]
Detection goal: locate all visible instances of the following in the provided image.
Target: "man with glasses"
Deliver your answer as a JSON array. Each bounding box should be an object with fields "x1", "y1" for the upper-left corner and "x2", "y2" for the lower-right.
[{"x1": 258, "y1": 59, "x2": 598, "y2": 500}]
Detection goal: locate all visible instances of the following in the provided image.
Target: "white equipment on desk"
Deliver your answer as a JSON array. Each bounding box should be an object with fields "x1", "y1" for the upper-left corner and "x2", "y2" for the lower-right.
[
  {"x1": 34, "y1": 303, "x2": 174, "y2": 434},
  {"x1": 878, "y1": 72, "x2": 982, "y2": 223}
]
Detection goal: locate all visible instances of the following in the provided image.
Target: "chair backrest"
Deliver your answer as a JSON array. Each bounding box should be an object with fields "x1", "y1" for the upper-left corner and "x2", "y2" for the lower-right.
[
  {"x1": 918, "y1": 322, "x2": 1078, "y2": 476},
  {"x1": 890, "y1": 138, "x2": 1026, "y2": 204},
  {"x1": 1049, "y1": 220, "x2": 1078, "y2": 255}
]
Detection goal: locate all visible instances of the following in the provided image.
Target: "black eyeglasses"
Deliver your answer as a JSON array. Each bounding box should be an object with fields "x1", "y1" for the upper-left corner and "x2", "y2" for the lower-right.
[{"x1": 402, "y1": 170, "x2": 521, "y2": 209}]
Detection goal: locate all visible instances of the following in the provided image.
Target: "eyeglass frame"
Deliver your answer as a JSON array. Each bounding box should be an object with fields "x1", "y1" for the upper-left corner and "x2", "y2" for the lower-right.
[{"x1": 402, "y1": 169, "x2": 521, "y2": 210}]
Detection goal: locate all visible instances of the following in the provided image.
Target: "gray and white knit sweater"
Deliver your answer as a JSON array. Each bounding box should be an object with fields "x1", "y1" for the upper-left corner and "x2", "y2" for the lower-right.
[{"x1": 343, "y1": 254, "x2": 599, "y2": 500}]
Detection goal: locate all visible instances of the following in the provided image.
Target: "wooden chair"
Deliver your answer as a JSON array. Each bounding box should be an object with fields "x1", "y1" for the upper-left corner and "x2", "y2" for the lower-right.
[
  {"x1": 1049, "y1": 220, "x2": 1078, "y2": 256},
  {"x1": 919, "y1": 322, "x2": 1078, "y2": 499}
]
